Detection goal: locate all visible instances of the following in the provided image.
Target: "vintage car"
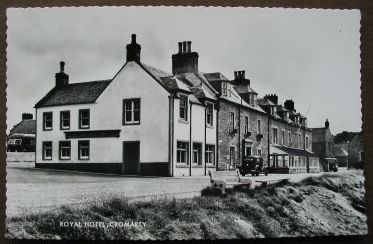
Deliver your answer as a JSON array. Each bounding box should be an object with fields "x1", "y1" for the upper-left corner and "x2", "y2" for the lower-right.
[
  {"x1": 7, "y1": 134, "x2": 35, "y2": 152},
  {"x1": 325, "y1": 158, "x2": 338, "y2": 172},
  {"x1": 237, "y1": 155, "x2": 269, "y2": 176}
]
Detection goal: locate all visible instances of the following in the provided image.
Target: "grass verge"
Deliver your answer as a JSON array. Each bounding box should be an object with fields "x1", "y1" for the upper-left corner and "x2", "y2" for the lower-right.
[{"x1": 6, "y1": 170, "x2": 367, "y2": 240}]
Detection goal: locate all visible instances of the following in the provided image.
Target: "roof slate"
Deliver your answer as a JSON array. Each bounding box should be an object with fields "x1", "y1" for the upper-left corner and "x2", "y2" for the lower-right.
[
  {"x1": 35, "y1": 80, "x2": 111, "y2": 108},
  {"x1": 9, "y1": 119, "x2": 36, "y2": 135}
]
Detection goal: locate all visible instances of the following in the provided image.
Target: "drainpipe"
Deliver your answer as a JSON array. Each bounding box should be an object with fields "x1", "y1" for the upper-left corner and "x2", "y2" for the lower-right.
[
  {"x1": 204, "y1": 103, "x2": 207, "y2": 175},
  {"x1": 216, "y1": 99, "x2": 220, "y2": 171},
  {"x1": 267, "y1": 112, "x2": 271, "y2": 166},
  {"x1": 189, "y1": 103, "x2": 192, "y2": 176},
  {"x1": 169, "y1": 95, "x2": 175, "y2": 177},
  {"x1": 238, "y1": 99, "x2": 242, "y2": 169}
]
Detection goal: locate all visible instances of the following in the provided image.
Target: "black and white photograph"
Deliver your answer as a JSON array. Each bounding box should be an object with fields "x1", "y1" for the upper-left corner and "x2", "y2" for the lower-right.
[{"x1": 4, "y1": 6, "x2": 366, "y2": 240}]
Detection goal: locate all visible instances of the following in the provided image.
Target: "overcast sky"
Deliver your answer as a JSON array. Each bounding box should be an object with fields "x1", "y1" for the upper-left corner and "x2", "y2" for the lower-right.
[{"x1": 6, "y1": 7, "x2": 361, "y2": 134}]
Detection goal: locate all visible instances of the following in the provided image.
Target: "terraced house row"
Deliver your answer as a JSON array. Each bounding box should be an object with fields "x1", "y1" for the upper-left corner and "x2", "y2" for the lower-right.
[{"x1": 34, "y1": 34, "x2": 320, "y2": 176}]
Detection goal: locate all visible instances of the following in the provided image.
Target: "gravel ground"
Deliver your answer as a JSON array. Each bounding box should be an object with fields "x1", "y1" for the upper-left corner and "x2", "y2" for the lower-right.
[{"x1": 6, "y1": 160, "x2": 337, "y2": 217}]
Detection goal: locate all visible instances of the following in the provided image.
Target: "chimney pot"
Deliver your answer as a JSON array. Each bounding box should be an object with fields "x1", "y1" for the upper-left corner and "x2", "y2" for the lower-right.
[
  {"x1": 22, "y1": 113, "x2": 33, "y2": 121},
  {"x1": 234, "y1": 71, "x2": 238, "y2": 80},
  {"x1": 242, "y1": 70, "x2": 245, "y2": 79},
  {"x1": 182, "y1": 41, "x2": 187, "y2": 53},
  {"x1": 131, "y1": 34, "x2": 137, "y2": 43},
  {"x1": 60, "y1": 61, "x2": 65, "y2": 73},
  {"x1": 178, "y1": 42, "x2": 182, "y2": 53},
  {"x1": 187, "y1": 41, "x2": 191, "y2": 52}
]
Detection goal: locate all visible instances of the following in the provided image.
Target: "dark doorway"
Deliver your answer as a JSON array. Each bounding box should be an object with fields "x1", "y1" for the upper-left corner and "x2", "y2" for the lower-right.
[{"x1": 123, "y1": 141, "x2": 140, "y2": 175}]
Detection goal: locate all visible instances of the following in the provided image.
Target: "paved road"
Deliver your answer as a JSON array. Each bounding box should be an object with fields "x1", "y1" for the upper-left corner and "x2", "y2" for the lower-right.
[{"x1": 6, "y1": 162, "x2": 338, "y2": 217}]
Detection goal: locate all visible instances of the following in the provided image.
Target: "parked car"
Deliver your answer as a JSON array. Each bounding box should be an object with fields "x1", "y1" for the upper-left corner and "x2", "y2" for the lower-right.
[
  {"x1": 237, "y1": 156, "x2": 268, "y2": 176},
  {"x1": 7, "y1": 135, "x2": 35, "y2": 152},
  {"x1": 325, "y1": 158, "x2": 338, "y2": 172}
]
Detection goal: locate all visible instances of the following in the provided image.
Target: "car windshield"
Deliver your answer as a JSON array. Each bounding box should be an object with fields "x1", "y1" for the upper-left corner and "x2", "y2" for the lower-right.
[{"x1": 9, "y1": 139, "x2": 22, "y2": 145}]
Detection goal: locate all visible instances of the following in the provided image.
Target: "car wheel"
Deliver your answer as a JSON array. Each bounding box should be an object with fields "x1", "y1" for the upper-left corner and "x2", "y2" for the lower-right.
[
  {"x1": 256, "y1": 172, "x2": 259, "y2": 176},
  {"x1": 265, "y1": 171, "x2": 268, "y2": 176}
]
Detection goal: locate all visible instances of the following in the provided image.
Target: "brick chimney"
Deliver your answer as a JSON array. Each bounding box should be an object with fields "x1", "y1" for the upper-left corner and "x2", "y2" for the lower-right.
[
  {"x1": 264, "y1": 94, "x2": 278, "y2": 105},
  {"x1": 284, "y1": 99, "x2": 295, "y2": 111},
  {"x1": 172, "y1": 41, "x2": 199, "y2": 75},
  {"x1": 233, "y1": 70, "x2": 250, "y2": 86},
  {"x1": 325, "y1": 118, "x2": 329, "y2": 128},
  {"x1": 55, "y1": 61, "x2": 69, "y2": 87},
  {"x1": 126, "y1": 34, "x2": 141, "y2": 62},
  {"x1": 22, "y1": 113, "x2": 33, "y2": 121}
]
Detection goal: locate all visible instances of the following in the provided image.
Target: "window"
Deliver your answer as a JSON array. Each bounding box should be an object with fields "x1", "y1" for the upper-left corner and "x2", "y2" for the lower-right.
[
  {"x1": 42, "y1": 141, "x2": 52, "y2": 160},
  {"x1": 205, "y1": 145, "x2": 215, "y2": 165},
  {"x1": 43, "y1": 112, "x2": 53, "y2": 131},
  {"x1": 305, "y1": 136, "x2": 309, "y2": 149},
  {"x1": 78, "y1": 140, "x2": 90, "y2": 160},
  {"x1": 79, "y1": 109, "x2": 90, "y2": 129},
  {"x1": 282, "y1": 130, "x2": 285, "y2": 145},
  {"x1": 229, "y1": 112, "x2": 235, "y2": 132},
  {"x1": 179, "y1": 95, "x2": 188, "y2": 121},
  {"x1": 123, "y1": 99, "x2": 141, "y2": 125},
  {"x1": 257, "y1": 149, "x2": 262, "y2": 156},
  {"x1": 244, "y1": 116, "x2": 249, "y2": 134},
  {"x1": 60, "y1": 111, "x2": 70, "y2": 130},
  {"x1": 273, "y1": 128, "x2": 278, "y2": 144},
  {"x1": 193, "y1": 143, "x2": 202, "y2": 165},
  {"x1": 177, "y1": 141, "x2": 189, "y2": 164},
  {"x1": 249, "y1": 94, "x2": 256, "y2": 106},
  {"x1": 245, "y1": 146, "x2": 252, "y2": 156},
  {"x1": 59, "y1": 141, "x2": 71, "y2": 160},
  {"x1": 257, "y1": 120, "x2": 261, "y2": 134},
  {"x1": 206, "y1": 103, "x2": 213, "y2": 126},
  {"x1": 288, "y1": 131, "x2": 292, "y2": 146},
  {"x1": 229, "y1": 147, "x2": 235, "y2": 167},
  {"x1": 222, "y1": 82, "x2": 227, "y2": 96}
]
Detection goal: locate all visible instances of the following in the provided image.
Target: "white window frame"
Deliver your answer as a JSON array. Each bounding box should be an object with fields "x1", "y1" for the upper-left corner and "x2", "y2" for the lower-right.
[
  {"x1": 42, "y1": 141, "x2": 52, "y2": 160},
  {"x1": 177, "y1": 141, "x2": 189, "y2": 164},
  {"x1": 305, "y1": 136, "x2": 309, "y2": 150},
  {"x1": 192, "y1": 142, "x2": 202, "y2": 165},
  {"x1": 282, "y1": 130, "x2": 285, "y2": 145},
  {"x1": 273, "y1": 127, "x2": 278, "y2": 144},
  {"x1": 229, "y1": 146, "x2": 235, "y2": 166},
  {"x1": 244, "y1": 116, "x2": 249, "y2": 134},
  {"x1": 229, "y1": 112, "x2": 235, "y2": 132},
  {"x1": 206, "y1": 102, "x2": 214, "y2": 126},
  {"x1": 78, "y1": 140, "x2": 90, "y2": 160},
  {"x1": 123, "y1": 99, "x2": 141, "y2": 125},
  {"x1": 179, "y1": 95, "x2": 188, "y2": 121},
  {"x1": 205, "y1": 144, "x2": 215, "y2": 165},
  {"x1": 79, "y1": 109, "x2": 90, "y2": 129},
  {"x1": 59, "y1": 141, "x2": 71, "y2": 160},
  {"x1": 257, "y1": 119, "x2": 261, "y2": 134},
  {"x1": 60, "y1": 111, "x2": 70, "y2": 130},
  {"x1": 257, "y1": 149, "x2": 262, "y2": 156},
  {"x1": 222, "y1": 82, "x2": 227, "y2": 96},
  {"x1": 43, "y1": 112, "x2": 53, "y2": 130}
]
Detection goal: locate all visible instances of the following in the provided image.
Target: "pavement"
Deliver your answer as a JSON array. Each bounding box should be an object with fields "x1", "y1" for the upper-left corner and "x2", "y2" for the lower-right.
[{"x1": 6, "y1": 160, "x2": 342, "y2": 217}]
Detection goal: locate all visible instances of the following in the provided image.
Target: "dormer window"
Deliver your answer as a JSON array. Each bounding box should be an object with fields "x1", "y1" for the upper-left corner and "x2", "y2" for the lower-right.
[
  {"x1": 222, "y1": 82, "x2": 228, "y2": 96},
  {"x1": 179, "y1": 95, "x2": 188, "y2": 121},
  {"x1": 249, "y1": 94, "x2": 256, "y2": 106}
]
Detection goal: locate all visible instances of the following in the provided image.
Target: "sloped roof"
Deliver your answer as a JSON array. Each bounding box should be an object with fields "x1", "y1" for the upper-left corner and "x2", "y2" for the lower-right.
[
  {"x1": 35, "y1": 80, "x2": 111, "y2": 108},
  {"x1": 9, "y1": 119, "x2": 36, "y2": 135},
  {"x1": 334, "y1": 146, "x2": 348, "y2": 157},
  {"x1": 203, "y1": 72, "x2": 229, "y2": 82},
  {"x1": 272, "y1": 145, "x2": 314, "y2": 157}
]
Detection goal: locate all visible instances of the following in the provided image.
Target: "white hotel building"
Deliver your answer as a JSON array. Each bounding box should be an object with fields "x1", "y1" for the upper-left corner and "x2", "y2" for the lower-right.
[{"x1": 35, "y1": 34, "x2": 218, "y2": 177}]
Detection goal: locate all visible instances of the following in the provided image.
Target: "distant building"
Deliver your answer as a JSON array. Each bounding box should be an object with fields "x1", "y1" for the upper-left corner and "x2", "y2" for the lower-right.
[
  {"x1": 334, "y1": 144, "x2": 348, "y2": 167},
  {"x1": 7, "y1": 113, "x2": 36, "y2": 152},
  {"x1": 311, "y1": 119, "x2": 336, "y2": 171},
  {"x1": 333, "y1": 131, "x2": 364, "y2": 169}
]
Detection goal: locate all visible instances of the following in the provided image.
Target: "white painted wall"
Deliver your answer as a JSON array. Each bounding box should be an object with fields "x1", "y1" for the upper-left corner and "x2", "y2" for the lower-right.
[
  {"x1": 173, "y1": 97, "x2": 217, "y2": 176},
  {"x1": 36, "y1": 62, "x2": 170, "y2": 164}
]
